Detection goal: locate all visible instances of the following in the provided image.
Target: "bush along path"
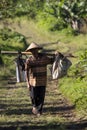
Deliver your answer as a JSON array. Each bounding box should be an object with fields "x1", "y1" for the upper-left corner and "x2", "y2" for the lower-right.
[
  {"x1": 0, "y1": 78, "x2": 87, "y2": 130},
  {"x1": 45, "y1": 79, "x2": 87, "y2": 130}
]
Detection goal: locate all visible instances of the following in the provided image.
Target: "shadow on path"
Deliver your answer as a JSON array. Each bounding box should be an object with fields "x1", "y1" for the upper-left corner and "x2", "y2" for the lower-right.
[{"x1": 0, "y1": 120, "x2": 87, "y2": 130}]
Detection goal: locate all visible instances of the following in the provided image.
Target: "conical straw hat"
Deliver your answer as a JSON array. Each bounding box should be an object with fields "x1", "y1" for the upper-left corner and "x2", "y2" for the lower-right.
[{"x1": 25, "y1": 42, "x2": 43, "y2": 52}]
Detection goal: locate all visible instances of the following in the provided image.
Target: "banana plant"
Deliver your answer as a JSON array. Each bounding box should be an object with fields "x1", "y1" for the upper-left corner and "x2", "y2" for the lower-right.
[
  {"x1": 60, "y1": 0, "x2": 87, "y2": 30},
  {"x1": 44, "y1": 0, "x2": 87, "y2": 31}
]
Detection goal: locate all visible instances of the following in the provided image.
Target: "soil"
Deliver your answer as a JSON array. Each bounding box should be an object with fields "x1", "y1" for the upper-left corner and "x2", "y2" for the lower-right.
[
  {"x1": 45, "y1": 79, "x2": 87, "y2": 130},
  {"x1": 0, "y1": 78, "x2": 87, "y2": 130},
  {"x1": 0, "y1": 20, "x2": 87, "y2": 130}
]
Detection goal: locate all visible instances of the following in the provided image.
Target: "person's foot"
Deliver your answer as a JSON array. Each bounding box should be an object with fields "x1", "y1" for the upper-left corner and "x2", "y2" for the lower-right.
[
  {"x1": 37, "y1": 112, "x2": 41, "y2": 117},
  {"x1": 32, "y1": 107, "x2": 38, "y2": 115},
  {"x1": 32, "y1": 107, "x2": 43, "y2": 117}
]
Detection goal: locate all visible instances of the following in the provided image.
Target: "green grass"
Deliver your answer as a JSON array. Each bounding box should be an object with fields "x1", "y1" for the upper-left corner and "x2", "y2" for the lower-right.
[
  {"x1": 59, "y1": 76, "x2": 87, "y2": 118},
  {"x1": 0, "y1": 17, "x2": 87, "y2": 129},
  {"x1": 0, "y1": 80, "x2": 66, "y2": 130}
]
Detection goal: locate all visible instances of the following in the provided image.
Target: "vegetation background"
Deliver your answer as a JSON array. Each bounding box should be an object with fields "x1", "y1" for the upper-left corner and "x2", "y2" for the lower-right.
[{"x1": 0, "y1": 0, "x2": 87, "y2": 130}]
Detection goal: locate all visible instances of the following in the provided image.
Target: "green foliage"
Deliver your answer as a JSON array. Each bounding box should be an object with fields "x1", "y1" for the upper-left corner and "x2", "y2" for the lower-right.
[
  {"x1": 70, "y1": 50, "x2": 87, "y2": 78},
  {"x1": 37, "y1": 12, "x2": 57, "y2": 31},
  {"x1": 62, "y1": 0, "x2": 87, "y2": 19},
  {"x1": 0, "y1": 0, "x2": 87, "y2": 32},
  {"x1": 36, "y1": 0, "x2": 87, "y2": 32},
  {"x1": 79, "y1": 49, "x2": 87, "y2": 60},
  {"x1": 0, "y1": 28, "x2": 27, "y2": 51},
  {"x1": 37, "y1": 12, "x2": 67, "y2": 31},
  {"x1": 0, "y1": 56, "x2": 16, "y2": 79},
  {"x1": 59, "y1": 49, "x2": 87, "y2": 116},
  {"x1": 38, "y1": 1, "x2": 68, "y2": 31},
  {"x1": 59, "y1": 77, "x2": 87, "y2": 116},
  {"x1": 0, "y1": 27, "x2": 27, "y2": 78},
  {"x1": 0, "y1": 0, "x2": 45, "y2": 19}
]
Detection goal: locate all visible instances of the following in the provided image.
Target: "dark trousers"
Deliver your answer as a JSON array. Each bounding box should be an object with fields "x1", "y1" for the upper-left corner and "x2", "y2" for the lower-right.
[{"x1": 30, "y1": 86, "x2": 46, "y2": 113}]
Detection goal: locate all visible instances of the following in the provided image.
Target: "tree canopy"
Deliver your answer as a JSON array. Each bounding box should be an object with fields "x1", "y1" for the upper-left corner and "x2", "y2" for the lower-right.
[{"x1": 0, "y1": 0, "x2": 87, "y2": 32}]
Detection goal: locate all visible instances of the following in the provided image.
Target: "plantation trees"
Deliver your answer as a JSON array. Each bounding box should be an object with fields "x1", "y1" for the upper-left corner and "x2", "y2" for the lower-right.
[
  {"x1": 0, "y1": 0, "x2": 87, "y2": 32},
  {"x1": 43, "y1": 0, "x2": 87, "y2": 32}
]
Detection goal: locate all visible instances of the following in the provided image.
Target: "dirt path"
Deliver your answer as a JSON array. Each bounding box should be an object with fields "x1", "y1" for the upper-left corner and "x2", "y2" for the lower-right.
[
  {"x1": 0, "y1": 19, "x2": 87, "y2": 129},
  {"x1": 45, "y1": 79, "x2": 87, "y2": 130},
  {"x1": 0, "y1": 78, "x2": 87, "y2": 130}
]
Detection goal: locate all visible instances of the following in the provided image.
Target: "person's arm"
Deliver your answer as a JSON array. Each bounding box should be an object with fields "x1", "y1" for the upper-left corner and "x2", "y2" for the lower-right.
[
  {"x1": 47, "y1": 51, "x2": 62, "y2": 64},
  {"x1": 46, "y1": 54, "x2": 55, "y2": 64},
  {"x1": 25, "y1": 59, "x2": 31, "y2": 90}
]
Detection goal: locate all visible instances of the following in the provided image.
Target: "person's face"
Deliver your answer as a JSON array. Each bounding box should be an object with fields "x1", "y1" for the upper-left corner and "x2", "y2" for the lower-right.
[{"x1": 30, "y1": 48, "x2": 38, "y2": 56}]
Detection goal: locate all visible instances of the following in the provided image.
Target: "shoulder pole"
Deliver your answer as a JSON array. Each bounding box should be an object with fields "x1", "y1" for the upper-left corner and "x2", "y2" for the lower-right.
[{"x1": 0, "y1": 50, "x2": 54, "y2": 56}]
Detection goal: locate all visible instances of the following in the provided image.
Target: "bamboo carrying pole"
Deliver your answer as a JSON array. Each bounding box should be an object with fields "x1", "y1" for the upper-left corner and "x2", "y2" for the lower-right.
[
  {"x1": 0, "y1": 50, "x2": 76, "y2": 58},
  {"x1": 0, "y1": 50, "x2": 55, "y2": 56},
  {"x1": 0, "y1": 51, "x2": 31, "y2": 55}
]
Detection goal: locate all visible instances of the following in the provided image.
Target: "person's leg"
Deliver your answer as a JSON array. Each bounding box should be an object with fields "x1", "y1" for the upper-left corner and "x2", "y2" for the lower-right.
[
  {"x1": 35, "y1": 86, "x2": 46, "y2": 114},
  {"x1": 29, "y1": 87, "x2": 38, "y2": 114},
  {"x1": 30, "y1": 86, "x2": 46, "y2": 115},
  {"x1": 30, "y1": 86, "x2": 35, "y2": 106}
]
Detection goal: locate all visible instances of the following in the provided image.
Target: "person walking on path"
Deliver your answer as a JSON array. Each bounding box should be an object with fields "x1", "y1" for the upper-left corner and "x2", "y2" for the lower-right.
[{"x1": 25, "y1": 42, "x2": 55, "y2": 116}]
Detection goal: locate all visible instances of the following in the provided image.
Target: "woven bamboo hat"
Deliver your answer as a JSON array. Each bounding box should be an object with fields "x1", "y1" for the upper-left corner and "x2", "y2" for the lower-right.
[{"x1": 25, "y1": 42, "x2": 43, "y2": 52}]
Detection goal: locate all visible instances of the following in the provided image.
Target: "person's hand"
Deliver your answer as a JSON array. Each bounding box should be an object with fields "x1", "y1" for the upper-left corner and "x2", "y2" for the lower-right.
[
  {"x1": 55, "y1": 51, "x2": 59, "y2": 55},
  {"x1": 27, "y1": 82, "x2": 31, "y2": 91}
]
